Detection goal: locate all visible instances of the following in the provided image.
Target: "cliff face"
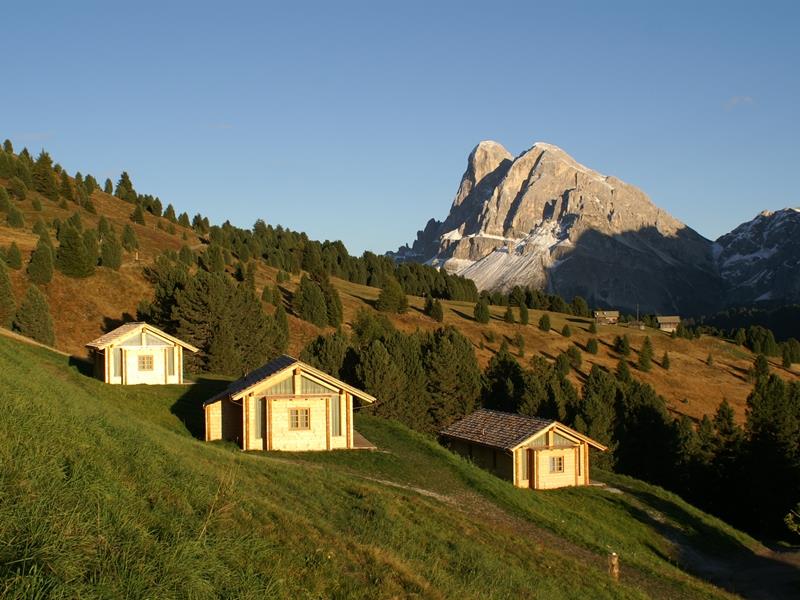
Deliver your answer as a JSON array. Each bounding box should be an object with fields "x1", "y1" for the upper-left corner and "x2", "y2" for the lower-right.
[
  {"x1": 393, "y1": 141, "x2": 723, "y2": 314},
  {"x1": 714, "y1": 208, "x2": 800, "y2": 307}
]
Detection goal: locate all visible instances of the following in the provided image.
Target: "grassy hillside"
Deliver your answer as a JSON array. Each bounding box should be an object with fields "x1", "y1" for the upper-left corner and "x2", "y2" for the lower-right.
[
  {"x1": 3, "y1": 333, "x2": 798, "y2": 598},
  {"x1": 1, "y1": 173, "x2": 798, "y2": 427}
]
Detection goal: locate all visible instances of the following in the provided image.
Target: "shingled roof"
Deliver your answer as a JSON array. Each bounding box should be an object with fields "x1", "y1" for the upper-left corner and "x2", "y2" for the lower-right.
[
  {"x1": 204, "y1": 355, "x2": 376, "y2": 406},
  {"x1": 440, "y1": 408, "x2": 553, "y2": 451},
  {"x1": 85, "y1": 322, "x2": 198, "y2": 352}
]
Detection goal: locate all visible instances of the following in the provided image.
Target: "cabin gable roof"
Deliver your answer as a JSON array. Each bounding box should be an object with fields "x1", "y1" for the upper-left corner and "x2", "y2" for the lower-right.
[
  {"x1": 85, "y1": 322, "x2": 199, "y2": 352},
  {"x1": 440, "y1": 408, "x2": 607, "y2": 452},
  {"x1": 204, "y1": 355, "x2": 376, "y2": 406}
]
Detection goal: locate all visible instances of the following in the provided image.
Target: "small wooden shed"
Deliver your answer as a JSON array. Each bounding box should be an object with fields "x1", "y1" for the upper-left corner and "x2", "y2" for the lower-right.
[
  {"x1": 657, "y1": 316, "x2": 681, "y2": 333},
  {"x1": 203, "y1": 355, "x2": 376, "y2": 452},
  {"x1": 440, "y1": 409, "x2": 607, "y2": 489},
  {"x1": 86, "y1": 322, "x2": 198, "y2": 385},
  {"x1": 594, "y1": 310, "x2": 620, "y2": 325}
]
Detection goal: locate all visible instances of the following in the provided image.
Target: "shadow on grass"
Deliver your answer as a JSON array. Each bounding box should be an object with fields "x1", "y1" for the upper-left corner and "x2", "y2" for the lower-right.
[
  {"x1": 68, "y1": 355, "x2": 94, "y2": 377},
  {"x1": 171, "y1": 378, "x2": 231, "y2": 440},
  {"x1": 618, "y1": 485, "x2": 800, "y2": 598}
]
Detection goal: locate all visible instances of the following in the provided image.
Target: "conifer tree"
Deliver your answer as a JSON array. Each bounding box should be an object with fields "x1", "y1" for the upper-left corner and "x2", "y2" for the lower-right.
[
  {"x1": 59, "y1": 171, "x2": 74, "y2": 202},
  {"x1": 98, "y1": 216, "x2": 111, "y2": 237},
  {"x1": 0, "y1": 187, "x2": 10, "y2": 212},
  {"x1": 586, "y1": 337, "x2": 599, "y2": 354},
  {"x1": 130, "y1": 203, "x2": 146, "y2": 225},
  {"x1": 6, "y1": 206, "x2": 24, "y2": 228},
  {"x1": 638, "y1": 336, "x2": 653, "y2": 371},
  {"x1": 575, "y1": 365, "x2": 618, "y2": 468},
  {"x1": 83, "y1": 229, "x2": 99, "y2": 269},
  {"x1": 122, "y1": 224, "x2": 139, "y2": 251},
  {"x1": 662, "y1": 351, "x2": 670, "y2": 370},
  {"x1": 178, "y1": 244, "x2": 195, "y2": 266},
  {"x1": 27, "y1": 239, "x2": 53, "y2": 284},
  {"x1": 614, "y1": 334, "x2": 631, "y2": 356},
  {"x1": 3, "y1": 139, "x2": 12, "y2": 153},
  {"x1": 100, "y1": 231, "x2": 123, "y2": 270},
  {"x1": 5, "y1": 242, "x2": 22, "y2": 269},
  {"x1": 164, "y1": 203, "x2": 177, "y2": 222},
  {"x1": 261, "y1": 285, "x2": 274, "y2": 304},
  {"x1": 56, "y1": 226, "x2": 94, "y2": 277},
  {"x1": 31, "y1": 218, "x2": 51, "y2": 248},
  {"x1": 8, "y1": 177, "x2": 26, "y2": 200},
  {"x1": 734, "y1": 328, "x2": 747, "y2": 346},
  {"x1": 706, "y1": 353, "x2": 714, "y2": 367},
  {"x1": 615, "y1": 358, "x2": 632, "y2": 383},
  {"x1": 519, "y1": 302, "x2": 529, "y2": 325},
  {"x1": 538, "y1": 313, "x2": 551, "y2": 332},
  {"x1": 554, "y1": 352, "x2": 571, "y2": 377},
  {"x1": 504, "y1": 306, "x2": 515, "y2": 324},
  {"x1": 589, "y1": 321, "x2": 598, "y2": 334},
  {"x1": 293, "y1": 275, "x2": 329, "y2": 327},
  {"x1": 473, "y1": 298, "x2": 490, "y2": 324},
  {"x1": 13, "y1": 285, "x2": 54, "y2": 345},
  {"x1": 104, "y1": 178, "x2": 113, "y2": 194},
  {"x1": 783, "y1": 345, "x2": 794, "y2": 369},
  {"x1": 32, "y1": 150, "x2": 58, "y2": 200},
  {"x1": 0, "y1": 261, "x2": 14, "y2": 326},
  {"x1": 561, "y1": 324, "x2": 571, "y2": 337},
  {"x1": 273, "y1": 303, "x2": 289, "y2": 353},
  {"x1": 376, "y1": 277, "x2": 408, "y2": 314},
  {"x1": 752, "y1": 354, "x2": 770, "y2": 382},
  {"x1": 424, "y1": 297, "x2": 444, "y2": 322},
  {"x1": 31, "y1": 197, "x2": 42, "y2": 211},
  {"x1": 178, "y1": 212, "x2": 191, "y2": 228}
]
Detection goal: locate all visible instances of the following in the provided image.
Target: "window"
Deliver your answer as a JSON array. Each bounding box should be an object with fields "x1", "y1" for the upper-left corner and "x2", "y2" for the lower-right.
[
  {"x1": 255, "y1": 398, "x2": 265, "y2": 439},
  {"x1": 167, "y1": 347, "x2": 175, "y2": 376},
  {"x1": 112, "y1": 348, "x2": 122, "y2": 377},
  {"x1": 289, "y1": 408, "x2": 310, "y2": 430},
  {"x1": 550, "y1": 456, "x2": 564, "y2": 473},
  {"x1": 138, "y1": 354, "x2": 154, "y2": 371},
  {"x1": 331, "y1": 396, "x2": 342, "y2": 436}
]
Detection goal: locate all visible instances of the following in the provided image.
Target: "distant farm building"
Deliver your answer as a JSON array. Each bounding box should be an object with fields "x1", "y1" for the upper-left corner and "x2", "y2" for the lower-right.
[
  {"x1": 440, "y1": 409, "x2": 606, "y2": 490},
  {"x1": 86, "y1": 322, "x2": 198, "y2": 385},
  {"x1": 594, "y1": 310, "x2": 619, "y2": 325},
  {"x1": 657, "y1": 316, "x2": 681, "y2": 333},
  {"x1": 204, "y1": 355, "x2": 376, "y2": 451}
]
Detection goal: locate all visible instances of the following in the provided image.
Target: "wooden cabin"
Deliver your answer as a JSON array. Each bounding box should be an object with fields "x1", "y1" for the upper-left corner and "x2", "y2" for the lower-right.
[
  {"x1": 657, "y1": 315, "x2": 681, "y2": 333},
  {"x1": 594, "y1": 310, "x2": 619, "y2": 325},
  {"x1": 203, "y1": 355, "x2": 376, "y2": 451},
  {"x1": 440, "y1": 409, "x2": 606, "y2": 489},
  {"x1": 86, "y1": 322, "x2": 198, "y2": 385}
]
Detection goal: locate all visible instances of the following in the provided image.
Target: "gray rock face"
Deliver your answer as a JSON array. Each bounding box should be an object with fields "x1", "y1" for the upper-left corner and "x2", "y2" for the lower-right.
[
  {"x1": 714, "y1": 209, "x2": 800, "y2": 306},
  {"x1": 392, "y1": 141, "x2": 724, "y2": 314}
]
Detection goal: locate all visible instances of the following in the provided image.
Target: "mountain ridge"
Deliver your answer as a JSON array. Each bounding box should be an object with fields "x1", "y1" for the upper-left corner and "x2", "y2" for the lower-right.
[{"x1": 392, "y1": 141, "x2": 799, "y2": 314}]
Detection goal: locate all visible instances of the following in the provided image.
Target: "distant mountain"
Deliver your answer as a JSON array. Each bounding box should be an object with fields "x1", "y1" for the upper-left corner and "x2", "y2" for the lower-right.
[
  {"x1": 714, "y1": 208, "x2": 800, "y2": 307},
  {"x1": 392, "y1": 141, "x2": 723, "y2": 314}
]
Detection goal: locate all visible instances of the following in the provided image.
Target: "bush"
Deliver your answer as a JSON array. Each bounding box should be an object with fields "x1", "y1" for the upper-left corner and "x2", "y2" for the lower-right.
[
  {"x1": 662, "y1": 351, "x2": 670, "y2": 370},
  {"x1": 8, "y1": 177, "x2": 26, "y2": 200},
  {"x1": 0, "y1": 261, "x2": 14, "y2": 326},
  {"x1": 504, "y1": 306, "x2": 515, "y2": 324},
  {"x1": 589, "y1": 321, "x2": 597, "y2": 334},
  {"x1": 586, "y1": 338, "x2": 598, "y2": 354},
  {"x1": 130, "y1": 203, "x2": 146, "y2": 225},
  {"x1": 638, "y1": 336, "x2": 653, "y2": 372},
  {"x1": 376, "y1": 277, "x2": 408, "y2": 314},
  {"x1": 561, "y1": 324, "x2": 571, "y2": 337},
  {"x1": 6, "y1": 207, "x2": 24, "y2": 229},
  {"x1": 5, "y1": 242, "x2": 22, "y2": 269},
  {"x1": 519, "y1": 303, "x2": 529, "y2": 325},
  {"x1": 613, "y1": 334, "x2": 631, "y2": 356},
  {"x1": 27, "y1": 240, "x2": 53, "y2": 284}
]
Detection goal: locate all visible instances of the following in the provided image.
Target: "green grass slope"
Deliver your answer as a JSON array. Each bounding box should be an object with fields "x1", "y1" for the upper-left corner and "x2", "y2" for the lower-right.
[{"x1": 0, "y1": 334, "x2": 785, "y2": 599}]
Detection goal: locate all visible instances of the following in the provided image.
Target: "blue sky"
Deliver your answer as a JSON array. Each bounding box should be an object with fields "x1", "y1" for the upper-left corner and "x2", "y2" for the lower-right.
[{"x1": 2, "y1": 1, "x2": 798, "y2": 254}]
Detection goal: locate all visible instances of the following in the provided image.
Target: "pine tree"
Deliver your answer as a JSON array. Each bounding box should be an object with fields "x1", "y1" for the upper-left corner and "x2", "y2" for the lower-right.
[
  {"x1": 8, "y1": 177, "x2": 26, "y2": 200},
  {"x1": 0, "y1": 261, "x2": 14, "y2": 326},
  {"x1": 575, "y1": 365, "x2": 618, "y2": 468},
  {"x1": 376, "y1": 277, "x2": 408, "y2": 314},
  {"x1": 100, "y1": 231, "x2": 123, "y2": 270},
  {"x1": 6, "y1": 206, "x2": 24, "y2": 228},
  {"x1": 706, "y1": 353, "x2": 714, "y2": 367},
  {"x1": 56, "y1": 226, "x2": 94, "y2": 278},
  {"x1": 314, "y1": 272, "x2": 343, "y2": 327},
  {"x1": 561, "y1": 324, "x2": 572, "y2": 337},
  {"x1": 273, "y1": 303, "x2": 289, "y2": 353},
  {"x1": 588, "y1": 321, "x2": 598, "y2": 334},
  {"x1": 752, "y1": 354, "x2": 770, "y2": 382},
  {"x1": 504, "y1": 306, "x2": 515, "y2": 324},
  {"x1": 615, "y1": 358, "x2": 632, "y2": 383},
  {"x1": 429, "y1": 298, "x2": 444, "y2": 322},
  {"x1": 554, "y1": 352, "x2": 571, "y2": 377},
  {"x1": 164, "y1": 204, "x2": 177, "y2": 222},
  {"x1": 32, "y1": 150, "x2": 58, "y2": 200},
  {"x1": 27, "y1": 240, "x2": 53, "y2": 284},
  {"x1": 13, "y1": 285, "x2": 54, "y2": 345},
  {"x1": 638, "y1": 336, "x2": 653, "y2": 371},
  {"x1": 662, "y1": 351, "x2": 670, "y2": 370},
  {"x1": 83, "y1": 230, "x2": 99, "y2": 269},
  {"x1": 614, "y1": 334, "x2": 631, "y2": 356},
  {"x1": 293, "y1": 275, "x2": 328, "y2": 327},
  {"x1": 261, "y1": 285, "x2": 274, "y2": 304},
  {"x1": 5, "y1": 242, "x2": 22, "y2": 269},
  {"x1": 122, "y1": 224, "x2": 139, "y2": 251},
  {"x1": 518, "y1": 303, "x2": 529, "y2": 325},
  {"x1": 130, "y1": 203, "x2": 146, "y2": 225},
  {"x1": 734, "y1": 328, "x2": 746, "y2": 345},
  {"x1": 538, "y1": 313, "x2": 551, "y2": 332},
  {"x1": 178, "y1": 244, "x2": 195, "y2": 266},
  {"x1": 31, "y1": 197, "x2": 42, "y2": 211},
  {"x1": 178, "y1": 212, "x2": 191, "y2": 228},
  {"x1": 586, "y1": 337, "x2": 599, "y2": 354},
  {"x1": 59, "y1": 171, "x2": 74, "y2": 202},
  {"x1": 103, "y1": 178, "x2": 113, "y2": 194},
  {"x1": 2, "y1": 139, "x2": 12, "y2": 153},
  {"x1": 473, "y1": 299, "x2": 490, "y2": 324},
  {"x1": 783, "y1": 344, "x2": 794, "y2": 369},
  {"x1": 0, "y1": 187, "x2": 10, "y2": 212},
  {"x1": 32, "y1": 218, "x2": 52, "y2": 248}
]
